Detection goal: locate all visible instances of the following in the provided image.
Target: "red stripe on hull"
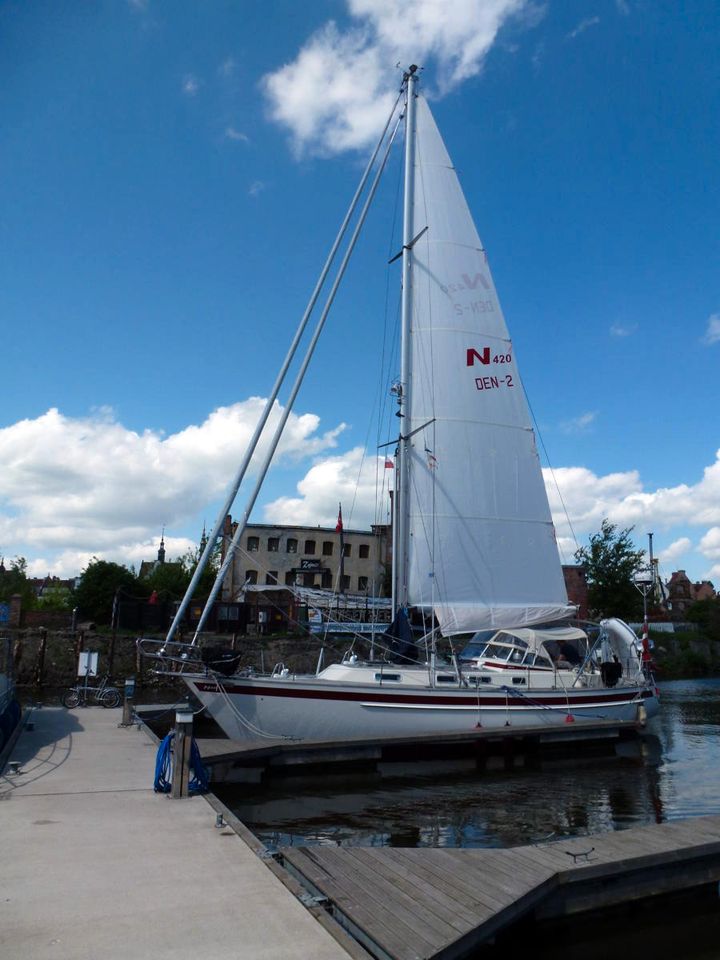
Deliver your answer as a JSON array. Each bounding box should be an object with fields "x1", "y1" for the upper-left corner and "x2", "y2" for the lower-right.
[{"x1": 193, "y1": 680, "x2": 640, "y2": 708}]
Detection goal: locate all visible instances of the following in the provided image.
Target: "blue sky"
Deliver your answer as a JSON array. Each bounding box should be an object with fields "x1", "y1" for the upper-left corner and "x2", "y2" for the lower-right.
[{"x1": 1, "y1": 0, "x2": 718, "y2": 586}]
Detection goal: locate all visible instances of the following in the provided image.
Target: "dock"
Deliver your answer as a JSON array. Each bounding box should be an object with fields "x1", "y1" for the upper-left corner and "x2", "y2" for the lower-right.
[
  {"x1": 281, "y1": 819, "x2": 720, "y2": 959},
  {"x1": 3, "y1": 701, "x2": 720, "y2": 960},
  {"x1": 0, "y1": 705, "x2": 355, "y2": 960}
]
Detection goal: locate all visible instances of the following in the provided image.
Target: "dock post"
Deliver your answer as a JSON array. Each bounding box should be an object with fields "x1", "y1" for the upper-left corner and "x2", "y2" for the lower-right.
[
  {"x1": 170, "y1": 709, "x2": 194, "y2": 799},
  {"x1": 121, "y1": 677, "x2": 136, "y2": 726}
]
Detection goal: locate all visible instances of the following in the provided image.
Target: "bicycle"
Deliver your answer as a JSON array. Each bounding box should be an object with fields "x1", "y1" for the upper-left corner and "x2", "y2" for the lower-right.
[{"x1": 61, "y1": 675, "x2": 122, "y2": 709}]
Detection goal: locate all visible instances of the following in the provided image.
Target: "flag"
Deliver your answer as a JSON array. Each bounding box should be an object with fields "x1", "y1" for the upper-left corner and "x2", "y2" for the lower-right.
[
  {"x1": 385, "y1": 457, "x2": 394, "y2": 469},
  {"x1": 425, "y1": 447, "x2": 438, "y2": 469},
  {"x1": 335, "y1": 503, "x2": 343, "y2": 533},
  {"x1": 336, "y1": 503, "x2": 345, "y2": 592}
]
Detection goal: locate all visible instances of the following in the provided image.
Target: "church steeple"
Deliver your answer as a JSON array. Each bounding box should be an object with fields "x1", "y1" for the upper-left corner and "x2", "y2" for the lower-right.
[{"x1": 157, "y1": 527, "x2": 166, "y2": 564}]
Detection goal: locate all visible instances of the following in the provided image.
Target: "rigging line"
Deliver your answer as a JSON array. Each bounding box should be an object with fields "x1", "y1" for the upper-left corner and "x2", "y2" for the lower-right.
[
  {"x1": 522, "y1": 382, "x2": 580, "y2": 557},
  {"x1": 191, "y1": 113, "x2": 405, "y2": 645},
  {"x1": 164, "y1": 88, "x2": 405, "y2": 647}
]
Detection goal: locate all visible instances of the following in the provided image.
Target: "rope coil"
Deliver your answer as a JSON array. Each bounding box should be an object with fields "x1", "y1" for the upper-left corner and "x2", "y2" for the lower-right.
[{"x1": 153, "y1": 731, "x2": 209, "y2": 794}]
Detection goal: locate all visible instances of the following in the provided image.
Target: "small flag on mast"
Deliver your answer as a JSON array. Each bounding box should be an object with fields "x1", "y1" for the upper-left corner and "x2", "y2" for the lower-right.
[
  {"x1": 384, "y1": 457, "x2": 394, "y2": 469},
  {"x1": 336, "y1": 503, "x2": 345, "y2": 592},
  {"x1": 335, "y1": 503, "x2": 343, "y2": 533}
]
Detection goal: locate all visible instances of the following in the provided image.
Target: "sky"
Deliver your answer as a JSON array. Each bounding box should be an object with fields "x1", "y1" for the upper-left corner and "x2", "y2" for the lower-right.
[{"x1": 1, "y1": 0, "x2": 718, "y2": 588}]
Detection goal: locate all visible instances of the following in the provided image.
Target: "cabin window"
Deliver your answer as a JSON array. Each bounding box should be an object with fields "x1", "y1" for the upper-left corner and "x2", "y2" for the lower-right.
[
  {"x1": 512, "y1": 677, "x2": 527, "y2": 685},
  {"x1": 436, "y1": 675, "x2": 458, "y2": 684},
  {"x1": 247, "y1": 536, "x2": 259, "y2": 552},
  {"x1": 266, "y1": 571, "x2": 278, "y2": 585},
  {"x1": 287, "y1": 538, "x2": 298, "y2": 554},
  {"x1": 268, "y1": 537, "x2": 279, "y2": 552},
  {"x1": 359, "y1": 544, "x2": 370, "y2": 559},
  {"x1": 322, "y1": 541, "x2": 333, "y2": 556},
  {"x1": 375, "y1": 673, "x2": 401, "y2": 682},
  {"x1": 484, "y1": 644, "x2": 511, "y2": 661},
  {"x1": 357, "y1": 576, "x2": 368, "y2": 591},
  {"x1": 535, "y1": 656, "x2": 551, "y2": 668},
  {"x1": 343, "y1": 543, "x2": 352, "y2": 558},
  {"x1": 304, "y1": 539, "x2": 316, "y2": 555},
  {"x1": 469, "y1": 675, "x2": 492, "y2": 685},
  {"x1": 245, "y1": 570, "x2": 258, "y2": 584}
]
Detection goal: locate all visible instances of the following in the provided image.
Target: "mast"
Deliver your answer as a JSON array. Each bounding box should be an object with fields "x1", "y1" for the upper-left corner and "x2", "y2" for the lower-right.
[{"x1": 393, "y1": 65, "x2": 418, "y2": 615}]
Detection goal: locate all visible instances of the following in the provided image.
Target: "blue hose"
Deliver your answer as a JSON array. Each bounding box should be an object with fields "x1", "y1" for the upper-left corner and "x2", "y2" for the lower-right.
[{"x1": 153, "y1": 731, "x2": 209, "y2": 794}]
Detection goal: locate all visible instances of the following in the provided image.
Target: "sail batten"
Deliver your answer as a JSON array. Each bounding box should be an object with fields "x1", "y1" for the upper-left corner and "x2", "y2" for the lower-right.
[{"x1": 406, "y1": 95, "x2": 572, "y2": 634}]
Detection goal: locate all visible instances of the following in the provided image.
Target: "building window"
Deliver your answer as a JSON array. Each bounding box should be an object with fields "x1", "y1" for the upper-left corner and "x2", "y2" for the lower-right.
[
  {"x1": 247, "y1": 536, "x2": 259, "y2": 552},
  {"x1": 304, "y1": 539, "x2": 316, "y2": 555},
  {"x1": 287, "y1": 538, "x2": 298, "y2": 554},
  {"x1": 268, "y1": 537, "x2": 279, "y2": 552},
  {"x1": 358, "y1": 576, "x2": 368, "y2": 591},
  {"x1": 321, "y1": 570, "x2": 333, "y2": 588},
  {"x1": 245, "y1": 570, "x2": 258, "y2": 584},
  {"x1": 322, "y1": 541, "x2": 333, "y2": 556},
  {"x1": 343, "y1": 543, "x2": 352, "y2": 558},
  {"x1": 266, "y1": 571, "x2": 278, "y2": 585},
  {"x1": 285, "y1": 571, "x2": 296, "y2": 586},
  {"x1": 303, "y1": 572, "x2": 316, "y2": 587},
  {"x1": 341, "y1": 575, "x2": 351, "y2": 591},
  {"x1": 359, "y1": 544, "x2": 369, "y2": 559}
]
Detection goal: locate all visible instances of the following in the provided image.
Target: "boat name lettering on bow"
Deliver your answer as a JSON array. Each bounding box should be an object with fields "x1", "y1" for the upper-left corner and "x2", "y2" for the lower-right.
[{"x1": 475, "y1": 375, "x2": 514, "y2": 391}]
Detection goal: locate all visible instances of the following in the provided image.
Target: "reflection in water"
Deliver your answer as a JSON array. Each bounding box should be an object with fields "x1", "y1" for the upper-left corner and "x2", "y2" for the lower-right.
[{"x1": 216, "y1": 679, "x2": 720, "y2": 852}]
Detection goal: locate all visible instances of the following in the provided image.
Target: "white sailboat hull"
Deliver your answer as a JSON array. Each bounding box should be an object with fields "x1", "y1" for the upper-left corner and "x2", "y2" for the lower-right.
[{"x1": 183, "y1": 671, "x2": 659, "y2": 745}]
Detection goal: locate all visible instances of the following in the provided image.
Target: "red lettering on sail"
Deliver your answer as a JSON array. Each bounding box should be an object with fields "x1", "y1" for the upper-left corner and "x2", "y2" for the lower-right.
[{"x1": 466, "y1": 347, "x2": 491, "y2": 366}]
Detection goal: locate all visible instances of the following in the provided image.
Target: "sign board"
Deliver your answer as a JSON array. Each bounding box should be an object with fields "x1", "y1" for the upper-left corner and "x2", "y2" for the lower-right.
[
  {"x1": 299, "y1": 559, "x2": 322, "y2": 571},
  {"x1": 0, "y1": 602, "x2": 9, "y2": 623},
  {"x1": 78, "y1": 651, "x2": 99, "y2": 678}
]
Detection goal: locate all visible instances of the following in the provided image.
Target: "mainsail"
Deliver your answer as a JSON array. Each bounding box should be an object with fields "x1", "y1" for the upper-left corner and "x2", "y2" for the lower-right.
[{"x1": 405, "y1": 95, "x2": 573, "y2": 634}]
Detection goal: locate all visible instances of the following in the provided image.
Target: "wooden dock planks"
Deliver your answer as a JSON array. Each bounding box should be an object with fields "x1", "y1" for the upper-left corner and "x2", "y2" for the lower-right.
[{"x1": 280, "y1": 814, "x2": 720, "y2": 960}]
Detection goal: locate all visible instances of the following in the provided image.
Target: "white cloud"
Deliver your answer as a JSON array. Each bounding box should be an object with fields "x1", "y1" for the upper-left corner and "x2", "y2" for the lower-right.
[
  {"x1": 219, "y1": 58, "x2": 236, "y2": 78},
  {"x1": 701, "y1": 313, "x2": 720, "y2": 345},
  {"x1": 658, "y1": 537, "x2": 693, "y2": 563},
  {"x1": 248, "y1": 180, "x2": 266, "y2": 197},
  {"x1": 0, "y1": 403, "x2": 344, "y2": 576},
  {"x1": 545, "y1": 450, "x2": 720, "y2": 549},
  {"x1": 610, "y1": 323, "x2": 637, "y2": 337},
  {"x1": 182, "y1": 74, "x2": 201, "y2": 97},
  {"x1": 699, "y1": 527, "x2": 720, "y2": 560},
  {"x1": 566, "y1": 16, "x2": 600, "y2": 40},
  {"x1": 225, "y1": 126, "x2": 249, "y2": 143},
  {"x1": 263, "y1": 447, "x2": 392, "y2": 529},
  {"x1": 560, "y1": 411, "x2": 596, "y2": 434},
  {"x1": 262, "y1": 0, "x2": 533, "y2": 155}
]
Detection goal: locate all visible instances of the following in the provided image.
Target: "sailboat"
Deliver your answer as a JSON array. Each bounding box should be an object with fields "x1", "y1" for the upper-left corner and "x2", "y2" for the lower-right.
[{"x1": 141, "y1": 67, "x2": 659, "y2": 743}]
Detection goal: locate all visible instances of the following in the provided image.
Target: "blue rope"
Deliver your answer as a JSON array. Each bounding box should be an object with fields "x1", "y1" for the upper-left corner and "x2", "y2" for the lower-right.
[{"x1": 153, "y1": 731, "x2": 209, "y2": 794}]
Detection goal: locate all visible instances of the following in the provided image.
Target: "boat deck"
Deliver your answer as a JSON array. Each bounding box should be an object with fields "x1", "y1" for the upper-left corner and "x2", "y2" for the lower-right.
[{"x1": 281, "y1": 816, "x2": 720, "y2": 959}]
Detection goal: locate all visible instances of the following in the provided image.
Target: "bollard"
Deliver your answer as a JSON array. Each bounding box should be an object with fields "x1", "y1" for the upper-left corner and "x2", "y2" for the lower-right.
[
  {"x1": 121, "y1": 677, "x2": 136, "y2": 726},
  {"x1": 170, "y1": 709, "x2": 194, "y2": 799}
]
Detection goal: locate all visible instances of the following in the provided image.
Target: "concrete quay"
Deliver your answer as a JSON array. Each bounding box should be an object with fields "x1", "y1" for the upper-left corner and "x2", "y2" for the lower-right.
[{"x1": 0, "y1": 704, "x2": 353, "y2": 960}]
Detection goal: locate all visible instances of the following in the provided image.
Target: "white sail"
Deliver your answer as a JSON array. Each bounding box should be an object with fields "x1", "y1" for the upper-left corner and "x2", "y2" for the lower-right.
[{"x1": 406, "y1": 95, "x2": 573, "y2": 634}]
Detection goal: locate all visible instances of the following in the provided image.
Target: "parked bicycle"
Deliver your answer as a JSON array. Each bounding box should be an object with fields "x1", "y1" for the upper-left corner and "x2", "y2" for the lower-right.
[{"x1": 61, "y1": 675, "x2": 122, "y2": 709}]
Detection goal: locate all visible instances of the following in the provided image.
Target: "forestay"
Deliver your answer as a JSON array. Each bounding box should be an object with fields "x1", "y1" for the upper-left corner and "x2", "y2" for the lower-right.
[{"x1": 405, "y1": 96, "x2": 573, "y2": 634}]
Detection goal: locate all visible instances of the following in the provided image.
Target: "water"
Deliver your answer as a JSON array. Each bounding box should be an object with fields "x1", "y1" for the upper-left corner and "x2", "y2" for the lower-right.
[
  {"x1": 216, "y1": 678, "x2": 720, "y2": 852},
  {"x1": 215, "y1": 679, "x2": 720, "y2": 957}
]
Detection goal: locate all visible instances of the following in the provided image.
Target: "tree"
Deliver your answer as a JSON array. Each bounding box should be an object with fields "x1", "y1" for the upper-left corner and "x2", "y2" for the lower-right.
[
  {"x1": 686, "y1": 597, "x2": 720, "y2": 642},
  {"x1": 73, "y1": 558, "x2": 139, "y2": 625},
  {"x1": 0, "y1": 556, "x2": 37, "y2": 609},
  {"x1": 574, "y1": 519, "x2": 646, "y2": 620}
]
